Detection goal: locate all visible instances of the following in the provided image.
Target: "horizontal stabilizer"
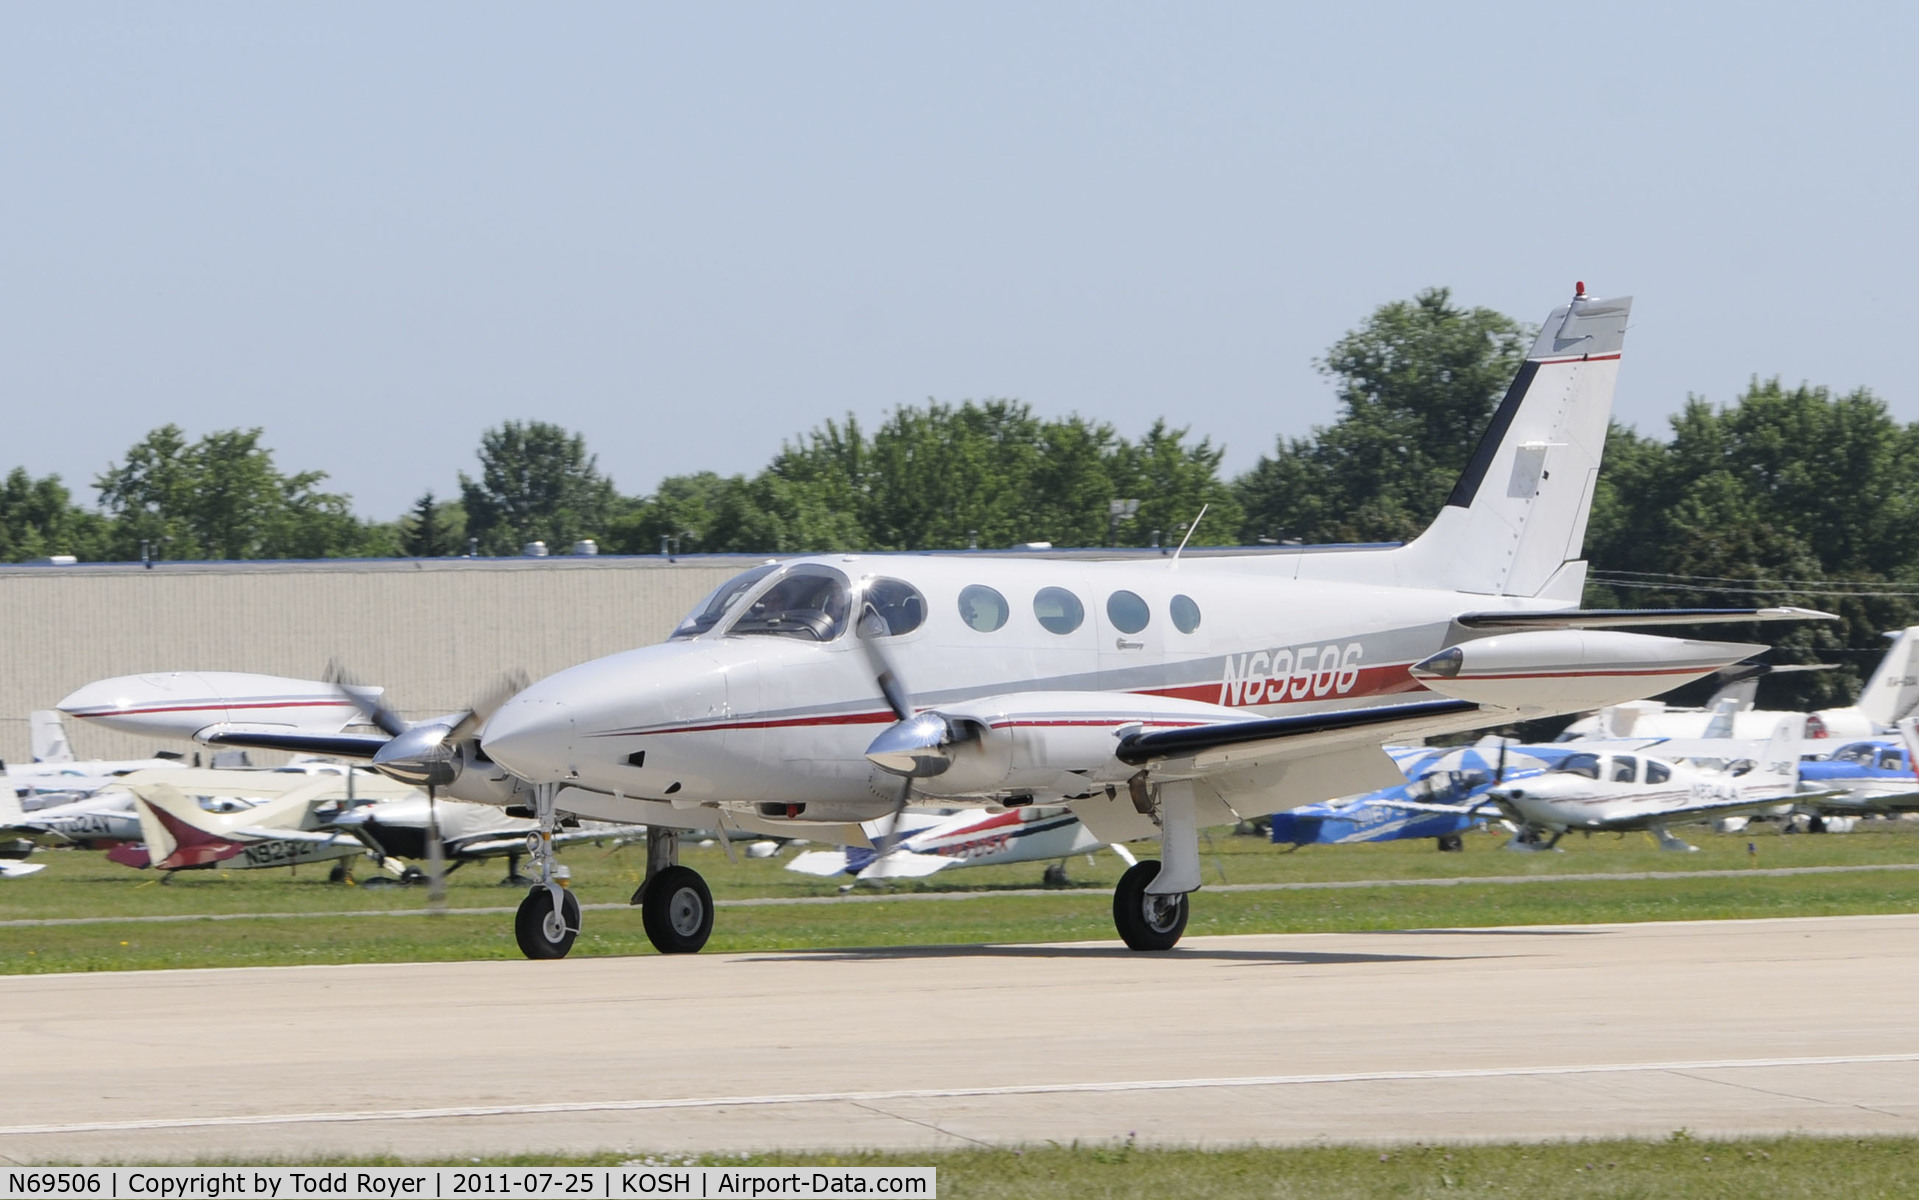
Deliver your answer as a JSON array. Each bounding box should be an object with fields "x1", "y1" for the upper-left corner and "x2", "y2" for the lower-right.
[{"x1": 1456, "y1": 607, "x2": 1835, "y2": 630}]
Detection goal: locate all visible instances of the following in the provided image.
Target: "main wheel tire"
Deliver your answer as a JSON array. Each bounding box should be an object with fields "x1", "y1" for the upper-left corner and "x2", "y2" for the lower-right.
[
  {"x1": 1112, "y1": 859, "x2": 1188, "y2": 952},
  {"x1": 641, "y1": 865, "x2": 714, "y2": 954},
  {"x1": 514, "y1": 885, "x2": 582, "y2": 959}
]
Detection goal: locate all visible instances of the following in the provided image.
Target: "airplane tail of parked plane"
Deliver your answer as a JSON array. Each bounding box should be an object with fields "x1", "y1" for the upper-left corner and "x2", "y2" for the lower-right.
[
  {"x1": 1855, "y1": 627, "x2": 1919, "y2": 728},
  {"x1": 28, "y1": 711, "x2": 73, "y2": 764},
  {"x1": 1394, "y1": 287, "x2": 1632, "y2": 599},
  {"x1": 1756, "y1": 715, "x2": 1807, "y2": 788}
]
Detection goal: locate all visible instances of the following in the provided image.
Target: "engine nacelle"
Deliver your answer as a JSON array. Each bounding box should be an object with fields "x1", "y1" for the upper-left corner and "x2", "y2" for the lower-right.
[
  {"x1": 866, "y1": 691, "x2": 1250, "y2": 800},
  {"x1": 1410, "y1": 630, "x2": 1763, "y2": 713}
]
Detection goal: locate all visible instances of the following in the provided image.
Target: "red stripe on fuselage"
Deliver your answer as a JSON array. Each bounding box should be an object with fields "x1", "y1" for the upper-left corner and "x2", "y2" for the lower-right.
[
  {"x1": 67, "y1": 700, "x2": 352, "y2": 718},
  {"x1": 597, "y1": 660, "x2": 1434, "y2": 739}
]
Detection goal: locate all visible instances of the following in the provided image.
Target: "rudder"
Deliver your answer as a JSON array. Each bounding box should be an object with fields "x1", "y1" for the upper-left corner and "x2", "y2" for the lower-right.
[{"x1": 1396, "y1": 285, "x2": 1633, "y2": 597}]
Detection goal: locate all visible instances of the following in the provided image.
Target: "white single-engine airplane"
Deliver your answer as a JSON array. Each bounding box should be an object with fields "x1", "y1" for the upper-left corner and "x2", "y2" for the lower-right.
[
  {"x1": 1486, "y1": 717, "x2": 1812, "y2": 851},
  {"x1": 786, "y1": 805, "x2": 1137, "y2": 883},
  {"x1": 62, "y1": 287, "x2": 1832, "y2": 957}
]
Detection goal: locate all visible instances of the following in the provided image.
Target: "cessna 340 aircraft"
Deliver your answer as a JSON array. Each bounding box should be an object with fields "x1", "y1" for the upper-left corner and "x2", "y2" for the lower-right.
[{"x1": 61, "y1": 286, "x2": 1832, "y2": 958}]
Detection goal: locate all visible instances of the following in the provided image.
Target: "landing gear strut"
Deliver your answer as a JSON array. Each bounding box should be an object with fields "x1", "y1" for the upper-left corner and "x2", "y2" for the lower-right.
[
  {"x1": 514, "y1": 782, "x2": 580, "y2": 959},
  {"x1": 1111, "y1": 777, "x2": 1199, "y2": 951},
  {"x1": 631, "y1": 827, "x2": 713, "y2": 954}
]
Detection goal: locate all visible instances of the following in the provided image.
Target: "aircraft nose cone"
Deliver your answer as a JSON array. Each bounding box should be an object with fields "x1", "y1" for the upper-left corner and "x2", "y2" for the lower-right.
[
  {"x1": 56, "y1": 678, "x2": 145, "y2": 720},
  {"x1": 481, "y1": 693, "x2": 576, "y2": 784}
]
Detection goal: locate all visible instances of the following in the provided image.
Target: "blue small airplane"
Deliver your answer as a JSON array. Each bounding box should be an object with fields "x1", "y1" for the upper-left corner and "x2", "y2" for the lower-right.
[
  {"x1": 1269, "y1": 742, "x2": 1576, "y2": 851},
  {"x1": 1794, "y1": 730, "x2": 1919, "y2": 813}
]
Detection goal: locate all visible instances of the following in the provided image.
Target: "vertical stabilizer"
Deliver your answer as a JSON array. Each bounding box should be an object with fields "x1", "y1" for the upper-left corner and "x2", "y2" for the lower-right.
[
  {"x1": 1396, "y1": 287, "x2": 1632, "y2": 596},
  {"x1": 28, "y1": 712, "x2": 73, "y2": 764},
  {"x1": 1856, "y1": 627, "x2": 1919, "y2": 728},
  {"x1": 1757, "y1": 714, "x2": 1806, "y2": 787}
]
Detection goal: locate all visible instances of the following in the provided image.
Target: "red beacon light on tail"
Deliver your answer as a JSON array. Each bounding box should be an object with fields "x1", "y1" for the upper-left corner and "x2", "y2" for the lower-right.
[{"x1": 1574, "y1": 280, "x2": 1588, "y2": 300}]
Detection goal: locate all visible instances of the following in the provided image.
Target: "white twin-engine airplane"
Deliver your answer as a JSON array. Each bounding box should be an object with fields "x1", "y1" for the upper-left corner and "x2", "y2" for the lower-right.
[{"x1": 60, "y1": 287, "x2": 1831, "y2": 958}]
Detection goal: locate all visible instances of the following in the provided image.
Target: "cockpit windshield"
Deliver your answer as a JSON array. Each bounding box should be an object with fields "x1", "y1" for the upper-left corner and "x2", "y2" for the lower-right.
[
  {"x1": 671, "y1": 564, "x2": 779, "y2": 640},
  {"x1": 727, "y1": 565, "x2": 853, "y2": 641},
  {"x1": 1557, "y1": 753, "x2": 1602, "y2": 780}
]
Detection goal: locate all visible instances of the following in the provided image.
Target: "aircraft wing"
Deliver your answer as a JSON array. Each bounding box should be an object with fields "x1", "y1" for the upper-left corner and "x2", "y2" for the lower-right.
[
  {"x1": 197, "y1": 726, "x2": 392, "y2": 759},
  {"x1": 1362, "y1": 798, "x2": 1501, "y2": 817},
  {"x1": 786, "y1": 850, "x2": 852, "y2": 877},
  {"x1": 450, "y1": 827, "x2": 639, "y2": 860},
  {"x1": 1116, "y1": 699, "x2": 1483, "y2": 771},
  {"x1": 228, "y1": 825, "x2": 361, "y2": 845},
  {"x1": 854, "y1": 851, "x2": 953, "y2": 880},
  {"x1": 1500, "y1": 790, "x2": 1800, "y2": 833},
  {"x1": 0, "y1": 861, "x2": 46, "y2": 879},
  {"x1": 1455, "y1": 606, "x2": 1834, "y2": 630}
]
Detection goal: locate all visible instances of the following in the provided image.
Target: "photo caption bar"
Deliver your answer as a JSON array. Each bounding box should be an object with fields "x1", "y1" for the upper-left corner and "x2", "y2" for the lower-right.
[{"x1": 0, "y1": 1168, "x2": 936, "y2": 1200}]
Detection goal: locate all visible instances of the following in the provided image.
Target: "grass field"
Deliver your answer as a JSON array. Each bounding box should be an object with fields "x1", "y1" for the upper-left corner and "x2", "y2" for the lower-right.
[
  {"x1": 120, "y1": 1136, "x2": 1919, "y2": 1197},
  {"x1": 4, "y1": 818, "x2": 1919, "y2": 973}
]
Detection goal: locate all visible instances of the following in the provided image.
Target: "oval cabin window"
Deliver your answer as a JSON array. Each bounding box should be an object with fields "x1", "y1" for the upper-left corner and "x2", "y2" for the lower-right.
[{"x1": 957, "y1": 584, "x2": 1010, "y2": 632}]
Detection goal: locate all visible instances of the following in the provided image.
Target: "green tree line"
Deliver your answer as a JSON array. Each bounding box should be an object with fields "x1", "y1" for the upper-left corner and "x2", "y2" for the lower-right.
[{"x1": 6, "y1": 288, "x2": 1916, "y2": 706}]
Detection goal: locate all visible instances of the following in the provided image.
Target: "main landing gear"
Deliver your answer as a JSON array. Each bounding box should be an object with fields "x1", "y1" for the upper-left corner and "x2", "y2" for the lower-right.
[
  {"x1": 1110, "y1": 778, "x2": 1201, "y2": 952},
  {"x1": 508, "y1": 792, "x2": 717, "y2": 960},
  {"x1": 630, "y1": 827, "x2": 714, "y2": 954}
]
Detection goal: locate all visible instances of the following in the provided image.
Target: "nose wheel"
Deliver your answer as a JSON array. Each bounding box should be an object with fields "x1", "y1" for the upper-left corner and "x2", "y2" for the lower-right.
[
  {"x1": 1113, "y1": 859, "x2": 1189, "y2": 951},
  {"x1": 641, "y1": 865, "x2": 714, "y2": 954},
  {"x1": 515, "y1": 885, "x2": 581, "y2": 959}
]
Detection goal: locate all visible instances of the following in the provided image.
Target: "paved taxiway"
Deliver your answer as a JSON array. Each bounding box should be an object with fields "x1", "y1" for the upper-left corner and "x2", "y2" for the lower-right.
[{"x1": 4, "y1": 913, "x2": 1918, "y2": 1162}]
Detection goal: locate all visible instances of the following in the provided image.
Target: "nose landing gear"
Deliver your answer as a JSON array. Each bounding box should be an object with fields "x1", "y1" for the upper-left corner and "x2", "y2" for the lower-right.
[
  {"x1": 514, "y1": 782, "x2": 582, "y2": 960},
  {"x1": 515, "y1": 883, "x2": 581, "y2": 959}
]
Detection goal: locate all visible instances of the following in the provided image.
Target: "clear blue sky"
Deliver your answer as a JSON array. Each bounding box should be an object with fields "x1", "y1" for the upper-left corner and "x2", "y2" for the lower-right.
[{"x1": 3, "y1": 3, "x2": 1914, "y2": 519}]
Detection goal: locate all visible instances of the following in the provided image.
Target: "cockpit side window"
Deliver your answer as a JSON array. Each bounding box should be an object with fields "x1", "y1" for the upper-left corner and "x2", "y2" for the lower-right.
[
  {"x1": 1836, "y1": 744, "x2": 1877, "y2": 766},
  {"x1": 1880, "y1": 749, "x2": 1906, "y2": 771},
  {"x1": 1559, "y1": 753, "x2": 1601, "y2": 780},
  {"x1": 1611, "y1": 755, "x2": 1639, "y2": 783},
  {"x1": 727, "y1": 565, "x2": 853, "y2": 642},
  {"x1": 1645, "y1": 760, "x2": 1671, "y2": 784},
  {"x1": 859, "y1": 578, "x2": 927, "y2": 637},
  {"x1": 671, "y1": 564, "x2": 779, "y2": 639}
]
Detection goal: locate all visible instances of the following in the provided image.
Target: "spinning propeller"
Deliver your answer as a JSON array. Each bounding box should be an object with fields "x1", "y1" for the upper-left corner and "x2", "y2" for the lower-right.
[{"x1": 325, "y1": 663, "x2": 531, "y2": 905}]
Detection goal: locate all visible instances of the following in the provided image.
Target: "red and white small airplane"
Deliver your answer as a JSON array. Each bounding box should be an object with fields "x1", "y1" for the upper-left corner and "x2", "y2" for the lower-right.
[{"x1": 61, "y1": 287, "x2": 1831, "y2": 957}]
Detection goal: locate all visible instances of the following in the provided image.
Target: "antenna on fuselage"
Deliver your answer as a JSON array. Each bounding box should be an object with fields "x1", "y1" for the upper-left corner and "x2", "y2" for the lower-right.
[{"x1": 1169, "y1": 504, "x2": 1209, "y2": 566}]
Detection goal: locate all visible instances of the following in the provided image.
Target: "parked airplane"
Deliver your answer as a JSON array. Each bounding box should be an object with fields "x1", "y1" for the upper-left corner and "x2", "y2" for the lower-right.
[
  {"x1": 787, "y1": 805, "x2": 1137, "y2": 883},
  {"x1": 1265, "y1": 740, "x2": 1598, "y2": 849},
  {"x1": 61, "y1": 288, "x2": 1834, "y2": 957},
  {"x1": 1487, "y1": 718, "x2": 1813, "y2": 851},
  {"x1": 329, "y1": 793, "x2": 642, "y2": 884},
  {"x1": 1562, "y1": 627, "x2": 1919, "y2": 742},
  {"x1": 104, "y1": 776, "x2": 378, "y2": 876},
  {"x1": 5, "y1": 710, "x2": 187, "y2": 809},
  {"x1": 1792, "y1": 737, "x2": 1919, "y2": 813}
]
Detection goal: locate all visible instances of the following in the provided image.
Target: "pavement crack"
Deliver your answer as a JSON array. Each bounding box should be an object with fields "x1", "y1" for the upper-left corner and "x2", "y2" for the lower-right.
[
  {"x1": 1668, "y1": 1070, "x2": 1916, "y2": 1123},
  {"x1": 847, "y1": 1100, "x2": 993, "y2": 1148}
]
